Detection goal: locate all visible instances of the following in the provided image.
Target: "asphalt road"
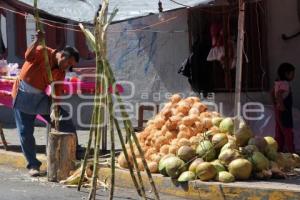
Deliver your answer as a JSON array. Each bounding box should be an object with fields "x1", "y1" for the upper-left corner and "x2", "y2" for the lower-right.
[{"x1": 0, "y1": 165, "x2": 182, "y2": 200}]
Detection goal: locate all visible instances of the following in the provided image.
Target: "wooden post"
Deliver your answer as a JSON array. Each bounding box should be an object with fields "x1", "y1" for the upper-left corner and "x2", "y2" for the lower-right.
[
  {"x1": 47, "y1": 131, "x2": 76, "y2": 182},
  {"x1": 234, "y1": 0, "x2": 246, "y2": 131},
  {"x1": 0, "y1": 123, "x2": 8, "y2": 150}
]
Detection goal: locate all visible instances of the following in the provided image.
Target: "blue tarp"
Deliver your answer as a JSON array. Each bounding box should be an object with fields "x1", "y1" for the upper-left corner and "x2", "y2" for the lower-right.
[{"x1": 16, "y1": 0, "x2": 225, "y2": 23}]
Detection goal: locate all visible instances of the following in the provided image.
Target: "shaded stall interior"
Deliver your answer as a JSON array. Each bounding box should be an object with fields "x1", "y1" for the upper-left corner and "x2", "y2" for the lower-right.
[{"x1": 187, "y1": 1, "x2": 269, "y2": 95}]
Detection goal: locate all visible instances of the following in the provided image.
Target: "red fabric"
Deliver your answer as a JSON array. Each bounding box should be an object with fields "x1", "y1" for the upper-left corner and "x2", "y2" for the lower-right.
[
  {"x1": 274, "y1": 109, "x2": 295, "y2": 153},
  {"x1": 210, "y1": 23, "x2": 224, "y2": 47}
]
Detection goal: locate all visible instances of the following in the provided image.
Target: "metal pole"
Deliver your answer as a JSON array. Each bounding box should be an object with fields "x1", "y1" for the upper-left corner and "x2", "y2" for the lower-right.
[{"x1": 234, "y1": 0, "x2": 245, "y2": 131}]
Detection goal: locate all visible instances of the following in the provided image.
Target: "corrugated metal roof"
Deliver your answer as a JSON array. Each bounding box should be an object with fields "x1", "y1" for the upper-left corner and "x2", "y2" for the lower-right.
[{"x1": 16, "y1": 0, "x2": 225, "y2": 23}]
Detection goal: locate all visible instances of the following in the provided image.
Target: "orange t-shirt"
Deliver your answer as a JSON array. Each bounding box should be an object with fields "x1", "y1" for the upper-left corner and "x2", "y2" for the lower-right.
[{"x1": 12, "y1": 45, "x2": 65, "y2": 99}]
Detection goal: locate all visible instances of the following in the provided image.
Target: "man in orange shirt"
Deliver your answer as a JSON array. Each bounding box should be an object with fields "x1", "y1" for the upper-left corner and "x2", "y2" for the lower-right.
[{"x1": 12, "y1": 31, "x2": 80, "y2": 177}]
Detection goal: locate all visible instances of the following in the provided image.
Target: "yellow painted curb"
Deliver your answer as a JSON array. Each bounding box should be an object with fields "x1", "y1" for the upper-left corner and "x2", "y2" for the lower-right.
[
  {"x1": 0, "y1": 149, "x2": 47, "y2": 171},
  {"x1": 98, "y1": 167, "x2": 300, "y2": 200}
]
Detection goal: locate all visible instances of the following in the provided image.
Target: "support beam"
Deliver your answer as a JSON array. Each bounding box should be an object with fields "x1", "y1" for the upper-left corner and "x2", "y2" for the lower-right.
[{"x1": 234, "y1": 0, "x2": 245, "y2": 130}]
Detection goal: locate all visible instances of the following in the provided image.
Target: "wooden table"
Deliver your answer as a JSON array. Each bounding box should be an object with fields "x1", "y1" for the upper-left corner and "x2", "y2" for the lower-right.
[{"x1": 0, "y1": 76, "x2": 124, "y2": 151}]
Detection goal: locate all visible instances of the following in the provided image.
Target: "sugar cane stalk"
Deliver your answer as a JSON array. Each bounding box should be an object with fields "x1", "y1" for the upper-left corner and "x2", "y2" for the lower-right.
[
  {"x1": 105, "y1": 70, "x2": 115, "y2": 199},
  {"x1": 33, "y1": 0, "x2": 59, "y2": 131},
  {"x1": 114, "y1": 118, "x2": 142, "y2": 197},
  {"x1": 88, "y1": 11, "x2": 106, "y2": 199},
  {"x1": 79, "y1": 0, "x2": 159, "y2": 198},
  {"x1": 105, "y1": 62, "x2": 160, "y2": 200}
]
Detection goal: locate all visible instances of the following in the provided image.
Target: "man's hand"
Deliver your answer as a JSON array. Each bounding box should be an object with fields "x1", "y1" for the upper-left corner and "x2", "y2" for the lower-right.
[
  {"x1": 35, "y1": 30, "x2": 45, "y2": 42},
  {"x1": 24, "y1": 30, "x2": 45, "y2": 61}
]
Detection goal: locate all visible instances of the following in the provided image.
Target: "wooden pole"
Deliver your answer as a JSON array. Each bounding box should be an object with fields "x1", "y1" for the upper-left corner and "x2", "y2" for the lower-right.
[
  {"x1": 0, "y1": 123, "x2": 8, "y2": 150},
  {"x1": 234, "y1": 0, "x2": 246, "y2": 131}
]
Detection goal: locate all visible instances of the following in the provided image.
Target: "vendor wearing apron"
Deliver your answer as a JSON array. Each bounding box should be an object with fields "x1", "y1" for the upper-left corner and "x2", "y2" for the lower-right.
[{"x1": 11, "y1": 31, "x2": 80, "y2": 177}]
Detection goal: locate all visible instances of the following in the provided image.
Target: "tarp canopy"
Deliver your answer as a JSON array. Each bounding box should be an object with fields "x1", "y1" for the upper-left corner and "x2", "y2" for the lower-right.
[{"x1": 13, "y1": 0, "x2": 227, "y2": 24}]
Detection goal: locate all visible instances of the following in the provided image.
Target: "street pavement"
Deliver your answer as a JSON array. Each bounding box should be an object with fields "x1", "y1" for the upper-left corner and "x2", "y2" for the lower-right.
[{"x1": 0, "y1": 165, "x2": 183, "y2": 200}]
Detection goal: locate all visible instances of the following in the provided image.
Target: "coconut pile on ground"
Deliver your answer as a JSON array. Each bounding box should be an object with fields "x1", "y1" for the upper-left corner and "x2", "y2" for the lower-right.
[{"x1": 118, "y1": 94, "x2": 300, "y2": 183}]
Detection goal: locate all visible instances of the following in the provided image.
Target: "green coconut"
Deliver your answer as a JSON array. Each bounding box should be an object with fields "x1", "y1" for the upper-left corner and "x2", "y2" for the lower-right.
[
  {"x1": 203, "y1": 130, "x2": 216, "y2": 140},
  {"x1": 234, "y1": 123, "x2": 253, "y2": 147},
  {"x1": 265, "y1": 147, "x2": 278, "y2": 161},
  {"x1": 177, "y1": 171, "x2": 196, "y2": 182},
  {"x1": 250, "y1": 151, "x2": 270, "y2": 172},
  {"x1": 165, "y1": 156, "x2": 186, "y2": 178},
  {"x1": 188, "y1": 158, "x2": 204, "y2": 173},
  {"x1": 216, "y1": 171, "x2": 235, "y2": 183},
  {"x1": 264, "y1": 136, "x2": 278, "y2": 152},
  {"x1": 196, "y1": 140, "x2": 216, "y2": 161},
  {"x1": 196, "y1": 162, "x2": 217, "y2": 181},
  {"x1": 211, "y1": 160, "x2": 226, "y2": 172},
  {"x1": 219, "y1": 118, "x2": 234, "y2": 134},
  {"x1": 220, "y1": 141, "x2": 237, "y2": 153},
  {"x1": 212, "y1": 133, "x2": 228, "y2": 149},
  {"x1": 244, "y1": 145, "x2": 259, "y2": 153},
  {"x1": 228, "y1": 159, "x2": 252, "y2": 180},
  {"x1": 159, "y1": 154, "x2": 176, "y2": 176},
  {"x1": 248, "y1": 137, "x2": 268, "y2": 153},
  {"x1": 177, "y1": 146, "x2": 196, "y2": 162},
  {"x1": 212, "y1": 117, "x2": 223, "y2": 127},
  {"x1": 218, "y1": 149, "x2": 242, "y2": 166},
  {"x1": 239, "y1": 145, "x2": 259, "y2": 157}
]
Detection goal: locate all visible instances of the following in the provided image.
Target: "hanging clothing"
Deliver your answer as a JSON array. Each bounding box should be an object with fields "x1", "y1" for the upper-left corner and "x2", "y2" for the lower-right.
[
  {"x1": 178, "y1": 39, "x2": 213, "y2": 95},
  {"x1": 207, "y1": 23, "x2": 236, "y2": 70}
]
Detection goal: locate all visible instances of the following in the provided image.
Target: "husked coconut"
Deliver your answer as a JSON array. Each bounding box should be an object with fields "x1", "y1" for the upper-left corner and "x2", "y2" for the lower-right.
[
  {"x1": 118, "y1": 152, "x2": 129, "y2": 168},
  {"x1": 148, "y1": 161, "x2": 158, "y2": 173},
  {"x1": 178, "y1": 138, "x2": 191, "y2": 147},
  {"x1": 170, "y1": 94, "x2": 182, "y2": 103}
]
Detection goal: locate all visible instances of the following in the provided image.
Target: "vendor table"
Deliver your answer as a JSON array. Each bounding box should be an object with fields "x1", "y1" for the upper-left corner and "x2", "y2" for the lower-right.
[{"x1": 0, "y1": 76, "x2": 123, "y2": 151}]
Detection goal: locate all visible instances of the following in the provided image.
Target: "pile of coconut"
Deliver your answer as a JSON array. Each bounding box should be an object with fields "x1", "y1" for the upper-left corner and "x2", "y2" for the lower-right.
[{"x1": 118, "y1": 94, "x2": 300, "y2": 183}]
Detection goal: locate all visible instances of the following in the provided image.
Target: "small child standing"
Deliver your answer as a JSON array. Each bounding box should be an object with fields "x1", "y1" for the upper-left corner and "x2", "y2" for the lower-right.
[{"x1": 272, "y1": 63, "x2": 296, "y2": 153}]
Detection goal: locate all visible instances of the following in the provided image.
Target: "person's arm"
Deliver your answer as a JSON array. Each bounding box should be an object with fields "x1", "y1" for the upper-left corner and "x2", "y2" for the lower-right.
[
  {"x1": 51, "y1": 69, "x2": 65, "y2": 101},
  {"x1": 276, "y1": 90, "x2": 286, "y2": 111},
  {"x1": 24, "y1": 30, "x2": 44, "y2": 61}
]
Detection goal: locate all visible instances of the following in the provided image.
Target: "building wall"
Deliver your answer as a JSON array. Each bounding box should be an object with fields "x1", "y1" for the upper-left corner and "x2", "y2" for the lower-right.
[{"x1": 267, "y1": 0, "x2": 300, "y2": 109}]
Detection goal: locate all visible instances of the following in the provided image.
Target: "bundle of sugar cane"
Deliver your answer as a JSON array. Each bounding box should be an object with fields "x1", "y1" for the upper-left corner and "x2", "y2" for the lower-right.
[{"x1": 76, "y1": 1, "x2": 159, "y2": 200}]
